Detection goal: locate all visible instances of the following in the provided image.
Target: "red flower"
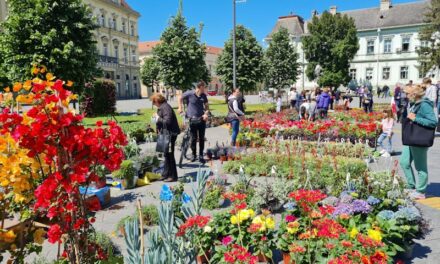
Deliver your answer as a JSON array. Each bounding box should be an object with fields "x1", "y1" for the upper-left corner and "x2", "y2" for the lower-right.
[
  {"x1": 177, "y1": 215, "x2": 210, "y2": 236},
  {"x1": 47, "y1": 224, "x2": 63, "y2": 243},
  {"x1": 285, "y1": 215, "x2": 296, "y2": 222}
]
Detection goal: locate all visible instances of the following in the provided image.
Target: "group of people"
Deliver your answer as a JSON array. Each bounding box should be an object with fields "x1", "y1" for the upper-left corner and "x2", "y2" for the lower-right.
[{"x1": 286, "y1": 87, "x2": 338, "y2": 120}]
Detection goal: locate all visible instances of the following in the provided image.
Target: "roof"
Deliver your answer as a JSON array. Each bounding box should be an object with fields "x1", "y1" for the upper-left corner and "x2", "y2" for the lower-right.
[
  {"x1": 267, "y1": 15, "x2": 305, "y2": 39},
  {"x1": 341, "y1": 0, "x2": 429, "y2": 31},
  {"x1": 206, "y1": 46, "x2": 223, "y2": 55},
  {"x1": 138, "y1": 41, "x2": 161, "y2": 54},
  {"x1": 120, "y1": 0, "x2": 139, "y2": 15},
  {"x1": 138, "y1": 41, "x2": 223, "y2": 56}
]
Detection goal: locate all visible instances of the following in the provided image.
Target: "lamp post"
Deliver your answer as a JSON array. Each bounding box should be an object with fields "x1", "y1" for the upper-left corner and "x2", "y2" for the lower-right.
[
  {"x1": 233, "y1": 0, "x2": 246, "y2": 90},
  {"x1": 376, "y1": 28, "x2": 381, "y2": 92}
]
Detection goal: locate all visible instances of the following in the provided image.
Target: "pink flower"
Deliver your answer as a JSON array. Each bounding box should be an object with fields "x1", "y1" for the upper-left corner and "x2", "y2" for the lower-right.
[
  {"x1": 222, "y1": 236, "x2": 233, "y2": 246},
  {"x1": 285, "y1": 215, "x2": 297, "y2": 222}
]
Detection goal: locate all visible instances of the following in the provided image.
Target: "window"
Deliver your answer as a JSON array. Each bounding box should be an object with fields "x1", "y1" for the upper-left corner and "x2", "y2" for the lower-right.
[
  {"x1": 349, "y1": 69, "x2": 357, "y2": 80},
  {"x1": 382, "y1": 67, "x2": 390, "y2": 80},
  {"x1": 123, "y1": 48, "x2": 128, "y2": 63},
  {"x1": 384, "y1": 39, "x2": 392, "y2": 53},
  {"x1": 125, "y1": 75, "x2": 130, "y2": 94},
  {"x1": 122, "y1": 20, "x2": 126, "y2": 33},
  {"x1": 133, "y1": 83, "x2": 138, "y2": 96},
  {"x1": 114, "y1": 46, "x2": 119, "y2": 58},
  {"x1": 366, "y1": 68, "x2": 374, "y2": 80},
  {"x1": 367, "y1": 39, "x2": 375, "y2": 54},
  {"x1": 133, "y1": 76, "x2": 137, "y2": 80},
  {"x1": 112, "y1": 18, "x2": 117, "y2": 30},
  {"x1": 116, "y1": 75, "x2": 120, "y2": 80},
  {"x1": 103, "y1": 43, "x2": 108, "y2": 56},
  {"x1": 100, "y1": 14, "x2": 105, "y2": 26},
  {"x1": 116, "y1": 83, "x2": 121, "y2": 95},
  {"x1": 130, "y1": 23, "x2": 135, "y2": 36},
  {"x1": 400, "y1": 66, "x2": 409, "y2": 79},
  {"x1": 131, "y1": 49, "x2": 136, "y2": 63},
  {"x1": 402, "y1": 37, "x2": 410, "y2": 52}
]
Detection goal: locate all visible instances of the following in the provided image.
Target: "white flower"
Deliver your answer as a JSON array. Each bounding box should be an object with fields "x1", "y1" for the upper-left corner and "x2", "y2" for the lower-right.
[{"x1": 203, "y1": 226, "x2": 213, "y2": 233}]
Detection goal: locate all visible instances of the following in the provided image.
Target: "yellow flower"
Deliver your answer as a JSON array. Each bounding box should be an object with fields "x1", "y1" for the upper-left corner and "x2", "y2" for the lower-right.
[
  {"x1": 40, "y1": 66, "x2": 47, "y2": 74},
  {"x1": 66, "y1": 80, "x2": 74, "y2": 87},
  {"x1": 13, "y1": 82, "x2": 22, "y2": 92},
  {"x1": 368, "y1": 229, "x2": 382, "y2": 242},
  {"x1": 23, "y1": 80, "x2": 32, "y2": 91},
  {"x1": 0, "y1": 230, "x2": 16, "y2": 243},
  {"x1": 265, "y1": 217, "x2": 275, "y2": 229},
  {"x1": 46, "y1": 73, "x2": 56, "y2": 81},
  {"x1": 350, "y1": 227, "x2": 359, "y2": 238},
  {"x1": 350, "y1": 192, "x2": 359, "y2": 198},
  {"x1": 4, "y1": 87, "x2": 10, "y2": 92},
  {"x1": 31, "y1": 66, "x2": 39, "y2": 75},
  {"x1": 231, "y1": 215, "x2": 238, "y2": 225},
  {"x1": 286, "y1": 221, "x2": 299, "y2": 234},
  {"x1": 33, "y1": 228, "x2": 46, "y2": 244}
]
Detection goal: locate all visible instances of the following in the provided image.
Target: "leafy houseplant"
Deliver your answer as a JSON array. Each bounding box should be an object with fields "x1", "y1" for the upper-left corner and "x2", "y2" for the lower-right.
[
  {"x1": 138, "y1": 205, "x2": 159, "y2": 226},
  {"x1": 202, "y1": 183, "x2": 225, "y2": 210},
  {"x1": 112, "y1": 160, "x2": 137, "y2": 189}
]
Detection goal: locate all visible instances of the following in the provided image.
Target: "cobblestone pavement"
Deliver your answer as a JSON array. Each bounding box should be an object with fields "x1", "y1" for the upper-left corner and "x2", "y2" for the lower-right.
[{"x1": 28, "y1": 97, "x2": 440, "y2": 263}]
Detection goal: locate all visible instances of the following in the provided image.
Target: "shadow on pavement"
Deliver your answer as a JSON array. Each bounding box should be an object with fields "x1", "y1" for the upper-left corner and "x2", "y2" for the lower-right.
[
  {"x1": 105, "y1": 192, "x2": 140, "y2": 210},
  {"x1": 407, "y1": 243, "x2": 432, "y2": 263},
  {"x1": 427, "y1": 183, "x2": 440, "y2": 197}
]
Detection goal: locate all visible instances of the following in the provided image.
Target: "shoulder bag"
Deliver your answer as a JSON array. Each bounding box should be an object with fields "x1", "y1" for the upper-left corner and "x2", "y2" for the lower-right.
[
  {"x1": 156, "y1": 119, "x2": 171, "y2": 153},
  {"x1": 402, "y1": 105, "x2": 435, "y2": 147}
]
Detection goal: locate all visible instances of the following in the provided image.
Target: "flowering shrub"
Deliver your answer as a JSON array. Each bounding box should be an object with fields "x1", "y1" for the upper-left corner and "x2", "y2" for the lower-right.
[{"x1": 0, "y1": 67, "x2": 127, "y2": 263}]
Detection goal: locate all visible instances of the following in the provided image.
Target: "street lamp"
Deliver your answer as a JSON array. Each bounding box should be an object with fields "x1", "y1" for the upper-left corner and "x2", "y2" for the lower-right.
[
  {"x1": 233, "y1": 0, "x2": 247, "y2": 89},
  {"x1": 376, "y1": 28, "x2": 381, "y2": 91}
]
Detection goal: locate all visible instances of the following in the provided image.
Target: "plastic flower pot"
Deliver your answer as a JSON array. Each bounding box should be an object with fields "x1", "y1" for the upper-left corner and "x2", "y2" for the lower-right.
[
  {"x1": 282, "y1": 252, "x2": 293, "y2": 264},
  {"x1": 196, "y1": 251, "x2": 211, "y2": 264},
  {"x1": 257, "y1": 253, "x2": 271, "y2": 263}
]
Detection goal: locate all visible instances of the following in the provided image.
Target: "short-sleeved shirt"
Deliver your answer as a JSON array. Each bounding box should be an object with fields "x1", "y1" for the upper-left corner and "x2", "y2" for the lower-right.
[{"x1": 182, "y1": 90, "x2": 208, "y2": 118}]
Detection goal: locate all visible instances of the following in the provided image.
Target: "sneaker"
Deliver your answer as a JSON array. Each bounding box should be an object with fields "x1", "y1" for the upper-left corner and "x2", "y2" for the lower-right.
[
  {"x1": 410, "y1": 192, "x2": 426, "y2": 200},
  {"x1": 379, "y1": 149, "x2": 386, "y2": 155},
  {"x1": 199, "y1": 156, "x2": 206, "y2": 164},
  {"x1": 381, "y1": 152, "x2": 391, "y2": 158},
  {"x1": 191, "y1": 154, "x2": 197, "y2": 162}
]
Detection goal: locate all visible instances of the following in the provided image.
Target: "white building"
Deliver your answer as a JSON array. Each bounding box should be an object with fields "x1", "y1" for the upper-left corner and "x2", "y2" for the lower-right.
[{"x1": 266, "y1": 0, "x2": 433, "y2": 90}]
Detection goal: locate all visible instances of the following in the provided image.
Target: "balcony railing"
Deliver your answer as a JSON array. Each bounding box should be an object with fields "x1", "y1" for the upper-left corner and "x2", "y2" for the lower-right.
[{"x1": 99, "y1": 55, "x2": 119, "y2": 64}]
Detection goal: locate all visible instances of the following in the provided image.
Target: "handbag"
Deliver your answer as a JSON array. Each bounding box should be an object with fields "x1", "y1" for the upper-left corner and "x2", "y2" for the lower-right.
[
  {"x1": 156, "y1": 121, "x2": 171, "y2": 153},
  {"x1": 402, "y1": 114, "x2": 435, "y2": 148}
]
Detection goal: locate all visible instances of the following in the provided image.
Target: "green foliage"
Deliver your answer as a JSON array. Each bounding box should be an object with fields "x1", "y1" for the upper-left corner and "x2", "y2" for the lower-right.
[
  {"x1": 80, "y1": 79, "x2": 116, "y2": 116},
  {"x1": 418, "y1": 0, "x2": 440, "y2": 75},
  {"x1": 123, "y1": 139, "x2": 141, "y2": 160},
  {"x1": 302, "y1": 12, "x2": 359, "y2": 87},
  {"x1": 153, "y1": 1, "x2": 209, "y2": 91},
  {"x1": 141, "y1": 56, "x2": 161, "y2": 90},
  {"x1": 138, "y1": 205, "x2": 160, "y2": 226},
  {"x1": 202, "y1": 184, "x2": 224, "y2": 210},
  {"x1": 265, "y1": 27, "x2": 300, "y2": 90},
  {"x1": 112, "y1": 160, "x2": 137, "y2": 188},
  {"x1": 216, "y1": 25, "x2": 265, "y2": 93},
  {"x1": 0, "y1": 0, "x2": 99, "y2": 94}
]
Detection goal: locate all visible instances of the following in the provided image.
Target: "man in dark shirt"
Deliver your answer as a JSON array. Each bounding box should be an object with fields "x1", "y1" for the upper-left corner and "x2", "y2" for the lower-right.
[{"x1": 178, "y1": 81, "x2": 210, "y2": 163}]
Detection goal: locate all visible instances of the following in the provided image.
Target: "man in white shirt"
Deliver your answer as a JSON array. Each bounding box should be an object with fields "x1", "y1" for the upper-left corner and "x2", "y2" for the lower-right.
[
  {"x1": 423, "y1": 78, "x2": 438, "y2": 104},
  {"x1": 288, "y1": 87, "x2": 298, "y2": 109}
]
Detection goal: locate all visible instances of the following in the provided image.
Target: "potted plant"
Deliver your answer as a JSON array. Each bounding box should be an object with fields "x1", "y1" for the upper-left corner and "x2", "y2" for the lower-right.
[
  {"x1": 247, "y1": 212, "x2": 276, "y2": 262},
  {"x1": 112, "y1": 160, "x2": 137, "y2": 189}
]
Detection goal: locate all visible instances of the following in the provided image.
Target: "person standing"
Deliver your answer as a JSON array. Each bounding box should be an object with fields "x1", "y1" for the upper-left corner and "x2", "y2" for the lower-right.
[
  {"x1": 394, "y1": 85, "x2": 403, "y2": 121},
  {"x1": 400, "y1": 85, "x2": 438, "y2": 200},
  {"x1": 377, "y1": 109, "x2": 394, "y2": 157},
  {"x1": 276, "y1": 95, "x2": 282, "y2": 113},
  {"x1": 178, "y1": 81, "x2": 210, "y2": 163},
  {"x1": 334, "y1": 89, "x2": 341, "y2": 106},
  {"x1": 362, "y1": 89, "x2": 374, "y2": 113},
  {"x1": 152, "y1": 93, "x2": 180, "y2": 182},
  {"x1": 317, "y1": 87, "x2": 331, "y2": 119},
  {"x1": 288, "y1": 87, "x2": 298, "y2": 109},
  {"x1": 423, "y1": 78, "x2": 438, "y2": 112},
  {"x1": 296, "y1": 91, "x2": 305, "y2": 112},
  {"x1": 227, "y1": 88, "x2": 245, "y2": 146}
]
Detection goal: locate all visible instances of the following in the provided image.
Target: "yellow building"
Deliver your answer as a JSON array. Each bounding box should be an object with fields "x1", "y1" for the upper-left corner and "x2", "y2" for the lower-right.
[
  {"x1": 138, "y1": 41, "x2": 223, "y2": 98},
  {"x1": 0, "y1": 0, "x2": 141, "y2": 99}
]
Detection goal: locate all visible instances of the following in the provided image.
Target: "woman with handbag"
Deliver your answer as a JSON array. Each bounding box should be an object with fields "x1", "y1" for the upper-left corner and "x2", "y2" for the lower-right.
[
  {"x1": 400, "y1": 85, "x2": 438, "y2": 200},
  {"x1": 227, "y1": 88, "x2": 245, "y2": 146},
  {"x1": 151, "y1": 93, "x2": 180, "y2": 182}
]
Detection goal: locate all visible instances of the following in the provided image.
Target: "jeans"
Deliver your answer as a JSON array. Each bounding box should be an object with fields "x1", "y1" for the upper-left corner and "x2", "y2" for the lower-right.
[
  {"x1": 190, "y1": 120, "x2": 206, "y2": 157},
  {"x1": 230, "y1": 119, "x2": 240, "y2": 146},
  {"x1": 318, "y1": 108, "x2": 328, "y2": 119},
  {"x1": 162, "y1": 135, "x2": 178, "y2": 180},
  {"x1": 400, "y1": 145, "x2": 429, "y2": 193},
  {"x1": 377, "y1": 133, "x2": 392, "y2": 153},
  {"x1": 290, "y1": 100, "x2": 297, "y2": 108}
]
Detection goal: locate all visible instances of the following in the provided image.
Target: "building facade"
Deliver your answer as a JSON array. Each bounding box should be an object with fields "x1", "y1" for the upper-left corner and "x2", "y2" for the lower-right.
[
  {"x1": 266, "y1": 0, "x2": 433, "y2": 90},
  {"x1": 0, "y1": 0, "x2": 141, "y2": 99},
  {"x1": 138, "y1": 41, "x2": 223, "y2": 97},
  {"x1": 85, "y1": 0, "x2": 141, "y2": 99}
]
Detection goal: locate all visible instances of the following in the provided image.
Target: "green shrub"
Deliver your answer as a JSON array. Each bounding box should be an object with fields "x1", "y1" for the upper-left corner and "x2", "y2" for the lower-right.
[
  {"x1": 112, "y1": 160, "x2": 137, "y2": 188},
  {"x1": 80, "y1": 79, "x2": 116, "y2": 116},
  {"x1": 138, "y1": 205, "x2": 159, "y2": 226}
]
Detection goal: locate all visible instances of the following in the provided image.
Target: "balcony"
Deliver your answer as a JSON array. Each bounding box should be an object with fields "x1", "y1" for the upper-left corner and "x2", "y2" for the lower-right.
[{"x1": 99, "y1": 55, "x2": 119, "y2": 64}]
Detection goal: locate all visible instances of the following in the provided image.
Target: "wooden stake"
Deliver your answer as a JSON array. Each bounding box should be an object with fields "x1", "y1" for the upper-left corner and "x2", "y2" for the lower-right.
[{"x1": 137, "y1": 199, "x2": 145, "y2": 264}]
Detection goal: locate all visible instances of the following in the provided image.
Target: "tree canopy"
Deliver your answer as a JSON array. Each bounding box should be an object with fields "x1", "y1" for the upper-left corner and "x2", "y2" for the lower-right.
[
  {"x1": 216, "y1": 25, "x2": 265, "y2": 93},
  {"x1": 302, "y1": 12, "x2": 359, "y2": 87},
  {"x1": 265, "y1": 27, "x2": 299, "y2": 90},
  {"x1": 153, "y1": 1, "x2": 209, "y2": 91},
  {"x1": 141, "y1": 57, "x2": 160, "y2": 92},
  {"x1": 418, "y1": 0, "x2": 440, "y2": 77},
  {"x1": 0, "y1": 0, "x2": 99, "y2": 94}
]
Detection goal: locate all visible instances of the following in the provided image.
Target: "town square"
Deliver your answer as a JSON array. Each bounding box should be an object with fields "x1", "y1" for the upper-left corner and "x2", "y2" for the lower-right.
[{"x1": 1, "y1": 0, "x2": 440, "y2": 263}]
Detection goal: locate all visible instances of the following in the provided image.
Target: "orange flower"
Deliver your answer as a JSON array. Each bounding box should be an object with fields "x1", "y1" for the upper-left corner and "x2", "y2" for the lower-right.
[
  {"x1": 13, "y1": 82, "x2": 22, "y2": 92},
  {"x1": 66, "y1": 81, "x2": 74, "y2": 87},
  {"x1": 23, "y1": 80, "x2": 32, "y2": 91},
  {"x1": 46, "y1": 73, "x2": 55, "y2": 81},
  {"x1": 31, "y1": 66, "x2": 39, "y2": 75},
  {"x1": 4, "y1": 87, "x2": 10, "y2": 92},
  {"x1": 40, "y1": 66, "x2": 47, "y2": 73}
]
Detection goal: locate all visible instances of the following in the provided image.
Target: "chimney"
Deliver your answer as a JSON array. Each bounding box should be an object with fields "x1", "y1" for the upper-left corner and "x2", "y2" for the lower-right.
[
  {"x1": 329, "y1": 6, "x2": 337, "y2": 15},
  {"x1": 380, "y1": 0, "x2": 391, "y2": 11}
]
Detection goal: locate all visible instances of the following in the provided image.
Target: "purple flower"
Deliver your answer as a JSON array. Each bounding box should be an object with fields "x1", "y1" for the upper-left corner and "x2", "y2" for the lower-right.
[
  {"x1": 333, "y1": 203, "x2": 354, "y2": 217},
  {"x1": 339, "y1": 193, "x2": 354, "y2": 204},
  {"x1": 351, "y1": 199, "x2": 371, "y2": 214}
]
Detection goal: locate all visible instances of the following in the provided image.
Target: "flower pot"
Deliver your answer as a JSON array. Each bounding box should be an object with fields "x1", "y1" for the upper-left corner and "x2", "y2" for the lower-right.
[
  {"x1": 196, "y1": 252, "x2": 211, "y2": 264},
  {"x1": 282, "y1": 252, "x2": 293, "y2": 264},
  {"x1": 220, "y1": 155, "x2": 227, "y2": 162},
  {"x1": 257, "y1": 253, "x2": 271, "y2": 263},
  {"x1": 119, "y1": 225, "x2": 126, "y2": 237},
  {"x1": 96, "y1": 177, "x2": 107, "y2": 189},
  {"x1": 228, "y1": 156, "x2": 234, "y2": 161}
]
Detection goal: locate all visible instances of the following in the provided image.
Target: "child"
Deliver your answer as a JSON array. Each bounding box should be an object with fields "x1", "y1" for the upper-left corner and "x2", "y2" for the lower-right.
[
  {"x1": 276, "y1": 95, "x2": 282, "y2": 113},
  {"x1": 378, "y1": 109, "x2": 394, "y2": 157}
]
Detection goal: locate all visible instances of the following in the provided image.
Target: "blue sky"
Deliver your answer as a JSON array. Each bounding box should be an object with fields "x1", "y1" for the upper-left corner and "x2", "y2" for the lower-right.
[{"x1": 127, "y1": 0, "x2": 420, "y2": 47}]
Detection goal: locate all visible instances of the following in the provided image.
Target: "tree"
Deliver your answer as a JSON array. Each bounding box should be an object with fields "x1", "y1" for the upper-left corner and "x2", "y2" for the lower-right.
[
  {"x1": 0, "y1": 0, "x2": 99, "y2": 94},
  {"x1": 302, "y1": 11, "x2": 359, "y2": 88},
  {"x1": 153, "y1": 0, "x2": 209, "y2": 91},
  {"x1": 141, "y1": 57, "x2": 160, "y2": 93},
  {"x1": 418, "y1": 0, "x2": 440, "y2": 77},
  {"x1": 265, "y1": 27, "x2": 299, "y2": 91},
  {"x1": 216, "y1": 25, "x2": 265, "y2": 93}
]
